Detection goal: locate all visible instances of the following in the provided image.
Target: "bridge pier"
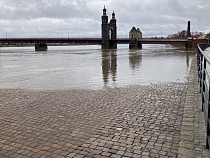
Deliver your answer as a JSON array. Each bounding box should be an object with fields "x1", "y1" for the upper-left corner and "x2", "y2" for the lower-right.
[
  {"x1": 109, "y1": 41, "x2": 117, "y2": 49},
  {"x1": 35, "y1": 43, "x2": 48, "y2": 51},
  {"x1": 185, "y1": 38, "x2": 192, "y2": 49},
  {"x1": 129, "y1": 40, "x2": 142, "y2": 49}
]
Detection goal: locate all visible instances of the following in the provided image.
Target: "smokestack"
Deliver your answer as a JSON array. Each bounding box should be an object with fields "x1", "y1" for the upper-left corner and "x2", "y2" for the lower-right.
[{"x1": 187, "y1": 21, "x2": 191, "y2": 37}]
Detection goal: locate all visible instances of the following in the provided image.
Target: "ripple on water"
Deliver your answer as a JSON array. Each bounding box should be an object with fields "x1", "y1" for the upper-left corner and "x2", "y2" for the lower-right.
[{"x1": 0, "y1": 44, "x2": 195, "y2": 90}]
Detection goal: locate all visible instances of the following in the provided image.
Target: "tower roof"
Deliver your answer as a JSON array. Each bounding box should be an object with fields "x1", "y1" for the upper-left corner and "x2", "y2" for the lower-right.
[
  {"x1": 130, "y1": 27, "x2": 137, "y2": 33},
  {"x1": 137, "y1": 28, "x2": 141, "y2": 32}
]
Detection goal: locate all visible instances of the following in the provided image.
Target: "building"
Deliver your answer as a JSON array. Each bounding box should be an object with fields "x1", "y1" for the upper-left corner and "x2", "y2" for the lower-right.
[
  {"x1": 129, "y1": 27, "x2": 142, "y2": 49},
  {"x1": 101, "y1": 6, "x2": 117, "y2": 49},
  {"x1": 129, "y1": 27, "x2": 142, "y2": 40}
]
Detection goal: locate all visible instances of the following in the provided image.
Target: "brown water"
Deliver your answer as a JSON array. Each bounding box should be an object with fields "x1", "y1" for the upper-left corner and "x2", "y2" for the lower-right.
[{"x1": 0, "y1": 44, "x2": 195, "y2": 90}]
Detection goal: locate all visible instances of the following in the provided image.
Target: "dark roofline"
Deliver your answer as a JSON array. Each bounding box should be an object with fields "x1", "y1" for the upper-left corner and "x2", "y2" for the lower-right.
[{"x1": 130, "y1": 27, "x2": 137, "y2": 33}]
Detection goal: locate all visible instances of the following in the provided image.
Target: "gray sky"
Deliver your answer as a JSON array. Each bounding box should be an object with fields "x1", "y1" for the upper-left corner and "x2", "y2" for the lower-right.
[{"x1": 0, "y1": 0, "x2": 209, "y2": 38}]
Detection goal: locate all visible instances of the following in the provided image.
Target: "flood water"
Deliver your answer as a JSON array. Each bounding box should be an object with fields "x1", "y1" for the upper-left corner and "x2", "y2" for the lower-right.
[{"x1": 0, "y1": 44, "x2": 195, "y2": 90}]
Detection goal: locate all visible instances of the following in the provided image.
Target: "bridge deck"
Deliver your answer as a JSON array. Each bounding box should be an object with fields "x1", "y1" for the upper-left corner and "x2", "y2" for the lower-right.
[
  {"x1": 0, "y1": 38, "x2": 187, "y2": 44},
  {"x1": 0, "y1": 38, "x2": 207, "y2": 47}
]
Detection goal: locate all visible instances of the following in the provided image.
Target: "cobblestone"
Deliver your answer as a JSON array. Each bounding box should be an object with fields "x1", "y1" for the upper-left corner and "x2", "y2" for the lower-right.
[
  {"x1": 1, "y1": 55, "x2": 209, "y2": 158},
  {"x1": 178, "y1": 56, "x2": 210, "y2": 158},
  {"x1": 0, "y1": 82, "x2": 186, "y2": 157}
]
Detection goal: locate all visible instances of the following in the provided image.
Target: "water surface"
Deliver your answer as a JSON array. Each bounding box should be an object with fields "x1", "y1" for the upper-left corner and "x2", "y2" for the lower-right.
[{"x1": 0, "y1": 44, "x2": 195, "y2": 90}]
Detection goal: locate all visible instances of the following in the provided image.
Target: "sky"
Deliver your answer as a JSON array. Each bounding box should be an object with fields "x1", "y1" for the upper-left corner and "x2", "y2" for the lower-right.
[{"x1": 0, "y1": 0, "x2": 210, "y2": 38}]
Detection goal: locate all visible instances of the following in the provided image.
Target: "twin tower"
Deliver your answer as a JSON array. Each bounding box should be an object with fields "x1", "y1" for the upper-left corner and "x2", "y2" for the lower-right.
[{"x1": 101, "y1": 6, "x2": 117, "y2": 49}]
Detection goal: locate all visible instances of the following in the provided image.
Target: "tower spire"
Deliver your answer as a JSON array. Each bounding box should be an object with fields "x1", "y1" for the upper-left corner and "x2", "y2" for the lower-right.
[
  {"x1": 103, "y1": 5, "x2": 106, "y2": 15},
  {"x1": 112, "y1": 10, "x2": 115, "y2": 19}
]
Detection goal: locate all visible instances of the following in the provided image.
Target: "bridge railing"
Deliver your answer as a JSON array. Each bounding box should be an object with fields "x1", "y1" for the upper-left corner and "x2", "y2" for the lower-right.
[{"x1": 197, "y1": 43, "x2": 210, "y2": 149}]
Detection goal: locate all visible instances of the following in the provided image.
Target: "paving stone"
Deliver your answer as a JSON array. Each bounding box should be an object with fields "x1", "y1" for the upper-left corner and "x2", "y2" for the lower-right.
[{"x1": 178, "y1": 56, "x2": 210, "y2": 157}]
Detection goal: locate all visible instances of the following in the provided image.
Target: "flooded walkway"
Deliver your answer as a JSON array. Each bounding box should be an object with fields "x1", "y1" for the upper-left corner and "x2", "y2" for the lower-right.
[{"x1": 0, "y1": 83, "x2": 186, "y2": 158}]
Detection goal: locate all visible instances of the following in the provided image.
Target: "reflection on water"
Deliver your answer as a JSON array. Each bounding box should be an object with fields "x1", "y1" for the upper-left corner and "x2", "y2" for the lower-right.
[
  {"x1": 186, "y1": 51, "x2": 190, "y2": 68},
  {"x1": 129, "y1": 50, "x2": 142, "y2": 70},
  {"x1": 102, "y1": 51, "x2": 117, "y2": 84},
  {"x1": 0, "y1": 44, "x2": 196, "y2": 90}
]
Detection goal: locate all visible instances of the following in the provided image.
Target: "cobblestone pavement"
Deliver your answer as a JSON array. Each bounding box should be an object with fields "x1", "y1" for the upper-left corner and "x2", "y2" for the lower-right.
[
  {"x1": 0, "y1": 82, "x2": 187, "y2": 158},
  {"x1": 178, "y1": 56, "x2": 210, "y2": 158}
]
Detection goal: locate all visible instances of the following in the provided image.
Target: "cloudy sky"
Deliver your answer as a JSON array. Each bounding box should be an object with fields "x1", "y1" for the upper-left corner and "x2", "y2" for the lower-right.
[{"x1": 0, "y1": 0, "x2": 210, "y2": 38}]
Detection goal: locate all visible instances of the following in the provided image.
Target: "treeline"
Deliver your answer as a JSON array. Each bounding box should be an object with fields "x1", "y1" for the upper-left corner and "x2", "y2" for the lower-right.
[{"x1": 168, "y1": 30, "x2": 210, "y2": 38}]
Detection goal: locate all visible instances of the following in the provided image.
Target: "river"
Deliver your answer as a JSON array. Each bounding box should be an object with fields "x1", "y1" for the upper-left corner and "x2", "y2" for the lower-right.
[{"x1": 0, "y1": 44, "x2": 195, "y2": 90}]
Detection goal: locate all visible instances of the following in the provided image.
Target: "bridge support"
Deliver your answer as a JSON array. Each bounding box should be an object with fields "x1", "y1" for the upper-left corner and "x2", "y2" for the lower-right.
[
  {"x1": 129, "y1": 40, "x2": 142, "y2": 49},
  {"x1": 35, "y1": 43, "x2": 48, "y2": 51},
  {"x1": 109, "y1": 41, "x2": 117, "y2": 49},
  {"x1": 185, "y1": 38, "x2": 192, "y2": 49}
]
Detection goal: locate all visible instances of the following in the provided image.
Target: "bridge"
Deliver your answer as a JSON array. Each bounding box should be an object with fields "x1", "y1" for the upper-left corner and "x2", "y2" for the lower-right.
[
  {"x1": 0, "y1": 37, "x2": 208, "y2": 49},
  {"x1": 0, "y1": 37, "x2": 207, "y2": 46},
  {"x1": 0, "y1": 37, "x2": 187, "y2": 45}
]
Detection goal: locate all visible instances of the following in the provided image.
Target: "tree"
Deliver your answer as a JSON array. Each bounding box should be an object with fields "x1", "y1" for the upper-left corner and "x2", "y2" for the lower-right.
[
  {"x1": 180, "y1": 30, "x2": 187, "y2": 38},
  {"x1": 205, "y1": 32, "x2": 210, "y2": 38}
]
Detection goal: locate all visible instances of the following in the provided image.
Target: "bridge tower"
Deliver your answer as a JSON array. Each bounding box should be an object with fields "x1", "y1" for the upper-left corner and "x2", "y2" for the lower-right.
[
  {"x1": 101, "y1": 6, "x2": 110, "y2": 49},
  {"x1": 109, "y1": 11, "x2": 117, "y2": 49}
]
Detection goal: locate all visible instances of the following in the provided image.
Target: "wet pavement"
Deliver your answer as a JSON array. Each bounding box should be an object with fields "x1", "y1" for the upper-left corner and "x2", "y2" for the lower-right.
[
  {"x1": 178, "y1": 56, "x2": 210, "y2": 158},
  {"x1": 0, "y1": 83, "x2": 186, "y2": 158}
]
